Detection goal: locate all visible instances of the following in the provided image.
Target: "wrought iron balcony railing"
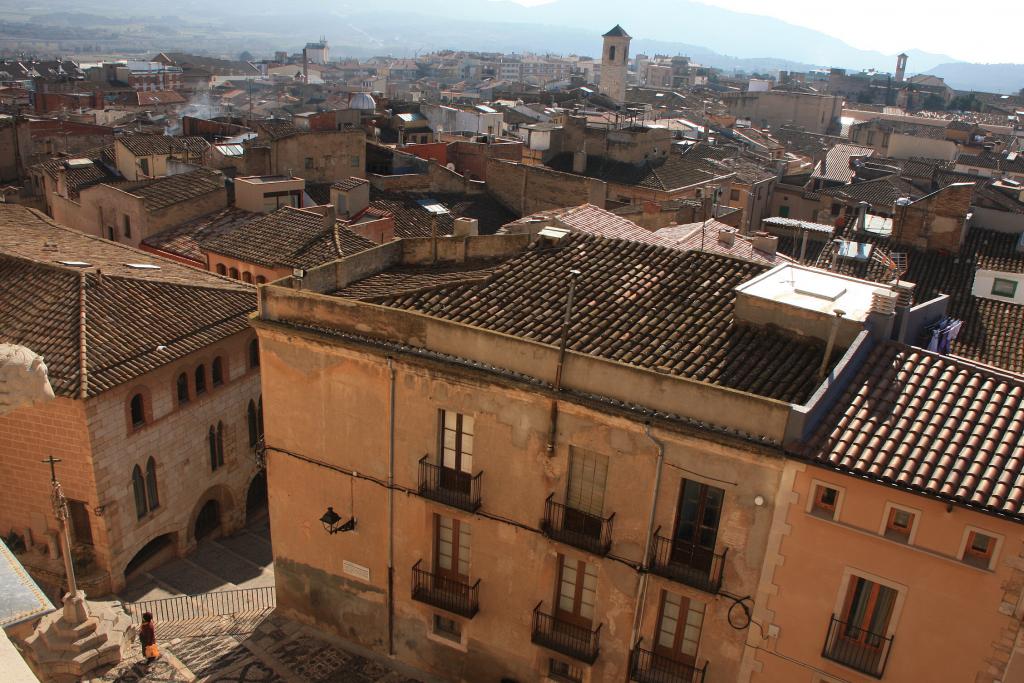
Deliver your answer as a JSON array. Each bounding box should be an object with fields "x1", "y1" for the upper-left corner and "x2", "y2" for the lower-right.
[
  {"x1": 648, "y1": 531, "x2": 726, "y2": 594},
  {"x1": 531, "y1": 603, "x2": 602, "y2": 664},
  {"x1": 630, "y1": 645, "x2": 707, "y2": 683},
  {"x1": 541, "y1": 494, "x2": 614, "y2": 556},
  {"x1": 821, "y1": 614, "x2": 894, "y2": 678},
  {"x1": 417, "y1": 455, "x2": 482, "y2": 512},
  {"x1": 411, "y1": 560, "x2": 480, "y2": 618}
]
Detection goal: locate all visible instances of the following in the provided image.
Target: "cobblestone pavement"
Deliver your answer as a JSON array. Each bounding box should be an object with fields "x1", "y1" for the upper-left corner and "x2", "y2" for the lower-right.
[{"x1": 93, "y1": 611, "x2": 426, "y2": 683}]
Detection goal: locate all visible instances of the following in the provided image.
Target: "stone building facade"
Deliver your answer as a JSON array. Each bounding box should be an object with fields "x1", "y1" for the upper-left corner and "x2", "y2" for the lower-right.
[{"x1": 0, "y1": 207, "x2": 263, "y2": 596}]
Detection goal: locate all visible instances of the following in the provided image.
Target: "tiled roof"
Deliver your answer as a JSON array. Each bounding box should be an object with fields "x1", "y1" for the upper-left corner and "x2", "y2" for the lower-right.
[
  {"x1": 812, "y1": 144, "x2": 875, "y2": 184},
  {"x1": 854, "y1": 118, "x2": 948, "y2": 140},
  {"x1": 142, "y1": 207, "x2": 259, "y2": 263},
  {"x1": 772, "y1": 126, "x2": 846, "y2": 161},
  {"x1": 346, "y1": 233, "x2": 830, "y2": 403},
  {"x1": 254, "y1": 119, "x2": 300, "y2": 141},
  {"x1": 816, "y1": 225, "x2": 1024, "y2": 373},
  {"x1": 546, "y1": 144, "x2": 734, "y2": 192},
  {"x1": 200, "y1": 206, "x2": 375, "y2": 269},
  {"x1": 654, "y1": 220, "x2": 793, "y2": 266},
  {"x1": 0, "y1": 206, "x2": 254, "y2": 398},
  {"x1": 333, "y1": 177, "x2": 369, "y2": 192},
  {"x1": 116, "y1": 134, "x2": 209, "y2": 158},
  {"x1": 798, "y1": 343, "x2": 1024, "y2": 520},
  {"x1": 502, "y1": 204, "x2": 674, "y2": 246},
  {"x1": 957, "y1": 152, "x2": 1024, "y2": 175},
  {"x1": 369, "y1": 190, "x2": 515, "y2": 238},
  {"x1": 818, "y1": 175, "x2": 921, "y2": 208},
  {"x1": 603, "y1": 24, "x2": 631, "y2": 38},
  {"x1": 122, "y1": 168, "x2": 224, "y2": 211},
  {"x1": 333, "y1": 260, "x2": 503, "y2": 300},
  {"x1": 134, "y1": 90, "x2": 187, "y2": 106}
]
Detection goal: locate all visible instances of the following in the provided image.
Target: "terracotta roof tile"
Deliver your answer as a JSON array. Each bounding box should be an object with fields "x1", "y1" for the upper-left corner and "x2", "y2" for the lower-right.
[
  {"x1": 337, "y1": 233, "x2": 830, "y2": 402},
  {"x1": 370, "y1": 190, "x2": 515, "y2": 238},
  {"x1": 800, "y1": 342, "x2": 1024, "y2": 520},
  {"x1": 0, "y1": 206, "x2": 254, "y2": 398},
  {"x1": 116, "y1": 134, "x2": 209, "y2": 158},
  {"x1": 199, "y1": 206, "x2": 376, "y2": 269},
  {"x1": 815, "y1": 226, "x2": 1024, "y2": 373},
  {"x1": 142, "y1": 207, "x2": 259, "y2": 263},
  {"x1": 121, "y1": 168, "x2": 224, "y2": 211}
]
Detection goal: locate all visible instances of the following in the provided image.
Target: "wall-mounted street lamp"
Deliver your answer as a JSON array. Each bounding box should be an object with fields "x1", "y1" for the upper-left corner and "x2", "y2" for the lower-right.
[{"x1": 320, "y1": 506, "x2": 356, "y2": 534}]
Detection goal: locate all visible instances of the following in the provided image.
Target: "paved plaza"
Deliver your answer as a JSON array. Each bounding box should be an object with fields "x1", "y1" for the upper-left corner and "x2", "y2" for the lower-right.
[{"x1": 90, "y1": 610, "x2": 428, "y2": 683}]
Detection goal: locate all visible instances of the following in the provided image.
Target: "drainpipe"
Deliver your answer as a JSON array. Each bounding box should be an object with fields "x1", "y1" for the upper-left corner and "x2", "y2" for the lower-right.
[
  {"x1": 545, "y1": 269, "x2": 580, "y2": 455},
  {"x1": 386, "y1": 357, "x2": 396, "y2": 656},
  {"x1": 627, "y1": 423, "x2": 667, "y2": 680},
  {"x1": 818, "y1": 309, "x2": 846, "y2": 381}
]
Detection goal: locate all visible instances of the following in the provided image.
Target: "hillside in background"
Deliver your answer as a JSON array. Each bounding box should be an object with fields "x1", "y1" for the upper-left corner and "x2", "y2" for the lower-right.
[{"x1": 1, "y1": 0, "x2": 1022, "y2": 93}]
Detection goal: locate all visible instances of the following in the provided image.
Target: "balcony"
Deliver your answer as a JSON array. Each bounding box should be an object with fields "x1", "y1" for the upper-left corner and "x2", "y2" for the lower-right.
[
  {"x1": 630, "y1": 646, "x2": 707, "y2": 683},
  {"x1": 648, "y1": 531, "x2": 726, "y2": 594},
  {"x1": 531, "y1": 603, "x2": 601, "y2": 664},
  {"x1": 821, "y1": 615, "x2": 893, "y2": 678},
  {"x1": 418, "y1": 456, "x2": 482, "y2": 512},
  {"x1": 541, "y1": 494, "x2": 615, "y2": 556},
  {"x1": 411, "y1": 560, "x2": 480, "y2": 618}
]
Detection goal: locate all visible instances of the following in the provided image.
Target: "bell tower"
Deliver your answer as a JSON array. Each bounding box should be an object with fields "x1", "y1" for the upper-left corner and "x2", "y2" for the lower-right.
[{"x1": 600, "y1": 25, "x2": 631, "y2": 104}]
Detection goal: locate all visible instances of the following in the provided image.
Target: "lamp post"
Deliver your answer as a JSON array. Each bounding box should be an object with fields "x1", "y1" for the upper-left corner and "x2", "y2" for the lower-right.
[{"x1": 320, "y1": 506, "x2": 356, "y2": 534}]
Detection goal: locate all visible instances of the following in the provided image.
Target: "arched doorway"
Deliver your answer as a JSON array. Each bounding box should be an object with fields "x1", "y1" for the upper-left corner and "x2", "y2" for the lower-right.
[
  {"x1": 245, "y1": 471, "x2": 268, "y2": 521},
  {"x1": 124, "y1": 533, "x2": 177, "y2": 579},
  {"x1": 194, "y1": 499, "x2": 221, "y2": 541}
]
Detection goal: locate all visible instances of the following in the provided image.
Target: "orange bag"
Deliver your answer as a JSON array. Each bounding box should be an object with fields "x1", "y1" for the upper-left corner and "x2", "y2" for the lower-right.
[{"x1": 144, "y1": 643, "x2": 160, "y2": 659}]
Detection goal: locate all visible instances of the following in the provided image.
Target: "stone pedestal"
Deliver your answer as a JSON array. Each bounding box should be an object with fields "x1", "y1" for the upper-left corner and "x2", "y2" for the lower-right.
[{"x1": 21, "y1": 591, "x2": 135, "y2": 682}]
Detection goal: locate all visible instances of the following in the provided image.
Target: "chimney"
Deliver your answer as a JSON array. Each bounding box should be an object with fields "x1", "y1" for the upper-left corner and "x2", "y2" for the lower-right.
[
  {"x1": 323, "y1": 203, "x2": 336, "y2": 231},
  {"x1": 751, "y1": 232, "x2": 778, "y2": 255},
  {"x1": 453, "y1": 217, "x2": 479, "y2": 237},
  {"x1": 573, "y1": 150, "x2": 587, "y2": 174},
  {"x1": 717, "y1": 227, "x2": 736, "y2": 247}
]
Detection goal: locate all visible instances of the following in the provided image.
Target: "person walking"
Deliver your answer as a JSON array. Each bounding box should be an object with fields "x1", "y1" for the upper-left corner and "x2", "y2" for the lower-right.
[{"x1": 139, "y1": 612, "x2": 160, "y2": 663}]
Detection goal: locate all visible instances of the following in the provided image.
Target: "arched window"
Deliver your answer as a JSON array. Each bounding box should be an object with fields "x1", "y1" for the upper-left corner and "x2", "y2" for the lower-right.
[
  {"x1": 249, "y1": 339, "x2": 260, "y2": 369},
  {"x1": 247, "y1": 400, "x2": 258, "y2": 447},
  {"x1": 132, "y1": 465, "x2": 147, "y2": 518},
  {"x1": 145, "y1": 457, "x2": 159, "y2": 510},
  {"x1": 242, "y1": 272, "x2": 253, "y2": 284},
  {"x1": 176, "y1": 372, "x2": 189, "y2": 405},
  {"x1": 216, "y1": 421, "x2": 225, "y2": 468},
  {"x1": 608, "y1": 45, "x2": 616, "y2": 62},
  {"x1": 256, "y1": 276, "x2": 266, "y2": 284},
  {"x1": 209, "y1": 426, "x2": 219, "y2": 471},
  {"x1": 229, "y1": 267, "x2": 239, "y2": 279},
  {"x1": 195, "y1": 365, "x2": 207, "y2": 395},
  {"x1": 130, "y1": 393, "x2": 146, "y2": 428},
  {"x1": 258, "y1": 395, "x2": 264, "y2": 440},
  {"x1": 216, "y1": 263, "x2": 227, "y2": 275},
  {"x1": 212, "y1": 356, "x2": 224, "y2": 386}
]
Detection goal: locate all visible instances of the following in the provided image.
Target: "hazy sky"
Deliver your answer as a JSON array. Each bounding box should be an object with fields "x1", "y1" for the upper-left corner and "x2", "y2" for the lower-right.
[
  {"x1": 690, "y1": 0, "x2": 1020, "y2": 63},
  {"x1": 511, "y1": 0, "x2": 1022, "y2": 63}
]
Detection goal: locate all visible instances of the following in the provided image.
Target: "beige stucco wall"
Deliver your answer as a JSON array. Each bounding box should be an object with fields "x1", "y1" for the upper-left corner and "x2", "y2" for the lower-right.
[
  {"x1": 752, "y1": 462, "x2": 1024, "y2": 683},
  {"x1": 257, "y1": 319, "x2": 786, "y2": 682}
]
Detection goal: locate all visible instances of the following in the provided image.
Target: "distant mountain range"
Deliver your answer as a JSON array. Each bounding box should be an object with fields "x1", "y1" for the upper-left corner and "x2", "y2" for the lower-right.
[{"x1": 3, "y1": 0, "x2": 1023, "y2": 94}]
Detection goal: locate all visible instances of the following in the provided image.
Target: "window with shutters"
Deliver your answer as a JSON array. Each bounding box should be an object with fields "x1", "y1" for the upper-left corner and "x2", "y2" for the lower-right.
[
  {"x1": 655, "y1": 590, "x2": 704, "y2": 664},
  {"x1": 672, "y1": 479, "x2": 724, "y2": 574},
  {"x1": 841, "y1": 576, "x2": 897, "y2": 644},
  {"x1": 556, "y1": 555, "x2": 597, "y2": 627},
  {"x1": 566, "y1": 448, "x2": 608, "y2": 517},
  {"x1": 440, "y1": 410, "x2": 473, "y2": 474},
  {"x1": 434, "y1": 514, "x2": 470, "y2": 580},
  {"x1": 961, "y1": 529, "x2": 998, "y2": 570}
]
